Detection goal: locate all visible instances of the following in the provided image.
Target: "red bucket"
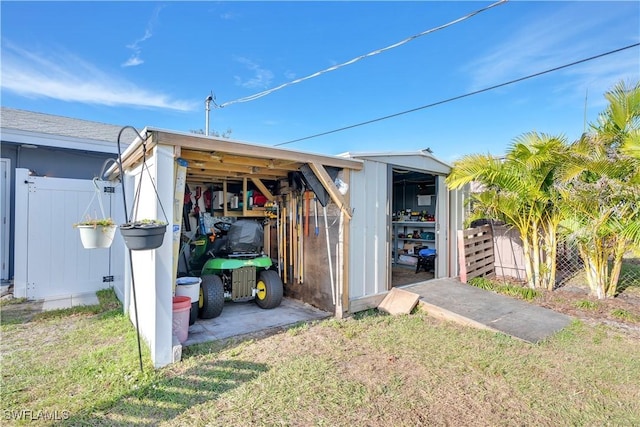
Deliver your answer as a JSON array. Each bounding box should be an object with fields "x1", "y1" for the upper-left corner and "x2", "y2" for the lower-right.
[{"x1": 172, "y1": 296, "x2": 191, "y2": 343}]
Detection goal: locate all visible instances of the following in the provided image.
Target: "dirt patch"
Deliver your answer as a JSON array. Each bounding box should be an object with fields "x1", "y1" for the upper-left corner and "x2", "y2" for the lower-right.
[{"x1": 519, "y1": 282, "x2": 640, "y2": 338}]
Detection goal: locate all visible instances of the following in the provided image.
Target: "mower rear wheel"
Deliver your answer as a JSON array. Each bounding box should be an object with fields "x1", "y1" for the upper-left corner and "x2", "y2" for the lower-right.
[
  {"x1": 199, "y1": 275, "x2": 224, "y2": 319},
  {"x1": 255, "y1": 270, "x2": 283, "y2": 309}
]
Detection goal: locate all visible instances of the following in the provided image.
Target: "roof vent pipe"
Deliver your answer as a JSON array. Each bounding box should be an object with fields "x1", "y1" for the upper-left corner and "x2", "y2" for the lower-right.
[{"x1": 205, "y1": 94, "x2": 213, "y2": 136}]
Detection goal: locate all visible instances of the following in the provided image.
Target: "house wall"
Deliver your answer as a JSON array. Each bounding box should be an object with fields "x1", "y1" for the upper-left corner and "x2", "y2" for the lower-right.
[{"x1": 348, "y1": 160, "x2": 390, "y2": 308}]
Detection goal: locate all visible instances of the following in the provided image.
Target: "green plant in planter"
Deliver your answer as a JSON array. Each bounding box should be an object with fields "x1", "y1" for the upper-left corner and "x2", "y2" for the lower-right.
[
  {"x1": 120, "y1": 219, "x2": 167, "y2": 228},
  {"x1": 73, "y1": 217, "x2": 116, "y2": 229},
  {"x1": 74, "y1": 217, "x2": 117, "y2": 249}
]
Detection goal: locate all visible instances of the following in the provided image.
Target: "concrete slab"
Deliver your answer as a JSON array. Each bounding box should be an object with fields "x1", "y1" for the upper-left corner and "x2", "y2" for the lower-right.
[
  {"x1": 401, "y1": 278, "x2": 573, "y2": 343},
  {"x1": 41, "y1": 292, "x2": 99, "y2": 311},
  {"x1": 183, "y1": 297, "x2": 331, "y2": 346}
]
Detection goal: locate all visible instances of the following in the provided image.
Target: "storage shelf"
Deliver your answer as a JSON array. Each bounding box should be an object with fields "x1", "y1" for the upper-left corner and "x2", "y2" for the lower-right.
[
  {"x1": 392, "y1": 221, "x2": 437, "y2": 266},
  {"x1": 393, "y1": 221, "x2": 436, "y2": 226}
]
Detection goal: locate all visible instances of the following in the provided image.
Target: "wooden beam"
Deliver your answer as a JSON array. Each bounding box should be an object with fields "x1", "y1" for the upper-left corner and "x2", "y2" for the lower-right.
[
  {"x1": 153, "y1": 130, "x2": 363, "y2": 171},
  {"x1": 250, "y1": 178, "x2": 275, "y2": 201},
  {"x1": 308, "y1": 162, "x2": 352, "y2": 220},
  {"x1": 184, "y1": 161, "x2": 289, "y2": 178},
  {"x1": 180, "y1": 150, "x2": 296, "y2": 171},
  {"x1": 185, "y1": 171, "x2": 281, "y2": 182}
]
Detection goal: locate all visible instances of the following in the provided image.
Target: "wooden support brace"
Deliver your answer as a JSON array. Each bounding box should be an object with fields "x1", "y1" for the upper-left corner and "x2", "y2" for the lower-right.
[{"x1": 308, "y1": 162, "x2": 352, "y2": 220}]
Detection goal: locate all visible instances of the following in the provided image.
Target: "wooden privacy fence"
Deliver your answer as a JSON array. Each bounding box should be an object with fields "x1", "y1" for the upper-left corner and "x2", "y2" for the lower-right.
[{"x1": 457, "y1": 224, "x2": 495, "y2": 283}]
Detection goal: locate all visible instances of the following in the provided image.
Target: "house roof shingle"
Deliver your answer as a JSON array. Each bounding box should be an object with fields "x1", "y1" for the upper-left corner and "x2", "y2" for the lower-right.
[{"x1": 0, "y1": 107, "x2": 128, "y2": 143}]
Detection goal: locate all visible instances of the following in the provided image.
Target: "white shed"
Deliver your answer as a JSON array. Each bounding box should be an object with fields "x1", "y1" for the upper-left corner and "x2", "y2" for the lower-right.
[
  {"x1": 344, "y1": 150, "x2": 464, "y2": 312},
  {"x1": 111, "y1": 129, "x2": 464, "y2": 367}
]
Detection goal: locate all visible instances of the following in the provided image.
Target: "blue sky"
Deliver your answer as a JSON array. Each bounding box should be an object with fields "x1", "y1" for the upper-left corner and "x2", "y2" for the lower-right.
[{"x1": 1, "y1": 1, "x2": 638, "y2": 162}]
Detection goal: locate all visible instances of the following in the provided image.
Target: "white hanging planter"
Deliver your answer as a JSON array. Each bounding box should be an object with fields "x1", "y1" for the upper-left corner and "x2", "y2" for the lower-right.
[{"x1": 76, "y1": 223, "x2": 117, "y2": 249}]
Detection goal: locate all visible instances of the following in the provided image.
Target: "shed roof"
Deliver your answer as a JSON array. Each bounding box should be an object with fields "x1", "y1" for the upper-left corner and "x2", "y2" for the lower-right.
[
  {"x1": 340, "y1": 149, "x2": 451, "y2": 175},
  {"x1": 116, "y1": 127, "x2": 364, "y2": 182},
  {"x1": 113, "y1": 127, "x2": 364, "y2": 219}
]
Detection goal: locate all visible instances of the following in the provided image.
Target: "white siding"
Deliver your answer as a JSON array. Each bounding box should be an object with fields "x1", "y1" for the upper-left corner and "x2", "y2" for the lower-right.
[
  {"x1": 122, "y1": 145, "x2": 175, "y2": 368},
  {"x1": 348, "y1": 160, "x2": 390, "y2": 299}
]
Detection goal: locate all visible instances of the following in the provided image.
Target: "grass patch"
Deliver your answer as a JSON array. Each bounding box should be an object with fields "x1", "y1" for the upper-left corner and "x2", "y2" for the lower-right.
[
  {"x1": 286, "y1": 321, "x2": 311, "y2": 336},
  {"x1": 2, "y1": 291, "x2": 640, "y2": 425},
  {"x1": 0, "y1": 297, "x2": 27, "y2": 306},
  {"x1": 1, "y1": 289, "x2": 157, "y2": 424},
  {"x1": 33, "y1": 289, "x2": 122, "y2": 321},
  {"x1": 611, "y1": 308, "x2": 640, "y2": 322},
  {"x1": 468, "y1": 277, "x2": 540, "y2": 300},
  {"x1": 575, "y1": 299, "x2": 600, "y2": 310}
]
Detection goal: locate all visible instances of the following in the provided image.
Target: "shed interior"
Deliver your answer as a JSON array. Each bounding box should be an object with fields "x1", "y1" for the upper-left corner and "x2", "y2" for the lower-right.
[
  {"x1": 391, "y1": 168, "x2": 439, "y2": 286},
  {"x1": 115, "y1": 129, "x2": 363, "y2": 314}
]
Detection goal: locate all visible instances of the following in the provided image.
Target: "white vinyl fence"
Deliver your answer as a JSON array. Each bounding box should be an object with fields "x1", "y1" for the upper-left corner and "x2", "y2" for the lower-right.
[{"x1": 13, "y1": 168, "x2": 125, "y2": 302}]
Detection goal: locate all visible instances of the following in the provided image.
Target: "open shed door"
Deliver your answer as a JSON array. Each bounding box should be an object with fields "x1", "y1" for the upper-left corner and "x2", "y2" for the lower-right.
[{"x1": 13, "y1": 169, "x2": 124, "y2": 301}]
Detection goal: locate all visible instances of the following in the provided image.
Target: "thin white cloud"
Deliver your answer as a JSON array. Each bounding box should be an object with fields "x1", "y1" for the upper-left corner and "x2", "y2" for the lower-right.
[
  {"x1": 220, "y1": 11, "x2": 237, "y2": 20},
  {"x1": 122, "y1": 5, "x2": 165, "y2": 68},
  {"x1": 464, "y1": 3, "x2": 639, "y2": 93},
  {"x1": 1, "y1": 42, "x2": 196, "y2": 111},
  {"x1": 233, "y1": 56, "x2": 274, "y2": 89}
]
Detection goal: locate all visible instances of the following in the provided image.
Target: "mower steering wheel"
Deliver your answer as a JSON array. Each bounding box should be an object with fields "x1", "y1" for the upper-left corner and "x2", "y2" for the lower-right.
[{"x1": 214, "y1": 221, "x2": 232, "y2": 232}]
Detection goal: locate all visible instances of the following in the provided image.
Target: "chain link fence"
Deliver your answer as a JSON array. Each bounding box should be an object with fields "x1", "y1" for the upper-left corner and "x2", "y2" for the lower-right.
[
  {"x1": 489, "y1": 224, "x2": 640, "y2": 293},
  {"x1": 555, "y1": 235, "x2": 640, "y2": 293}
]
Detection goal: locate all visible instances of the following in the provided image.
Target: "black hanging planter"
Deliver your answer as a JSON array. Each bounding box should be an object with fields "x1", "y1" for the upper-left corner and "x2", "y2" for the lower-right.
[{"x1": 119, "y1": 221, "x2": 168, "y2": 251}]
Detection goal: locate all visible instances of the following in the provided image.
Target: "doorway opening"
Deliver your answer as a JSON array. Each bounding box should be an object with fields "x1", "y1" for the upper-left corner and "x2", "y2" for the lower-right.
[{"x1": 391, "y1": 168, "x2": 438, "y2": 287}]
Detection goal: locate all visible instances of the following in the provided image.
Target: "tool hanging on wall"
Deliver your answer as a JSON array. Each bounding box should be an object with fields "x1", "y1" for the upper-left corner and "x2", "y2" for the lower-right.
[
  {"x1": 172, "y1": 159, "x2": 189, "y2": 286},
  {"x1": 183, "y1": 183, "x2": 192, "y2": 232},
  {"x1": 314, "y1": 196, "x2": 319, "y2": 236},
  {"x1": 292, "y1": 194, "x2": 298, "y2": 283},
  {"x1": 298, "y1": 193, "x2": 304, "y2": 284},
  {"x1": 324, "y1": 204, "x2": 335, "y2": 305},
  {"x1": 304, "y1": 191, "x2": 310, "y2": 237},
  {"x1": 282, "y1": 201, "x2": 287, "y2": 283}
]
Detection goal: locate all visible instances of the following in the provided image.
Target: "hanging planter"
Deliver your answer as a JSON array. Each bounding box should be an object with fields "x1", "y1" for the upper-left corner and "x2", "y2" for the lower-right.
[
  {"x1": 75, "y1": 177, "x2": 116, "y2": 249},
  {"x1": 74, "y1": 218, "x2": 117, "y2": 249},
  {"x1": 119, "y1": 220, "x2": 168, "y2": 250}
]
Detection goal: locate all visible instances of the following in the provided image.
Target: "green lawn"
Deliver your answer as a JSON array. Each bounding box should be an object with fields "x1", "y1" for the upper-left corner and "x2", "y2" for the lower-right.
[{"x1": 1, "y1": 289, "x2": 639, "y2": 426}]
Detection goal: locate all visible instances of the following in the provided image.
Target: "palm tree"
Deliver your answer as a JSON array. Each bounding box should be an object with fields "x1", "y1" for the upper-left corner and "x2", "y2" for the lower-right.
[
  {"x1": 447, "y1": 132, "x2": 567, "y2": 290},
  {"x1": 558, "y1": 80, "x2": 640, "y2": 298}
]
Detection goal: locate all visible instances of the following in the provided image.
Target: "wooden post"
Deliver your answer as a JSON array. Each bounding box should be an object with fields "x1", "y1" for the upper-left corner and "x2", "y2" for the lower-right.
[{"x1": 457, "y1": 229, "x2": 467, "y2": 283}]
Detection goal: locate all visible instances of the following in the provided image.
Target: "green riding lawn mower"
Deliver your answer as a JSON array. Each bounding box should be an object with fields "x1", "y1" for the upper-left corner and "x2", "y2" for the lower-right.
[{"x1": 185, "y1": 219, "x2": 283, "y2": 319}]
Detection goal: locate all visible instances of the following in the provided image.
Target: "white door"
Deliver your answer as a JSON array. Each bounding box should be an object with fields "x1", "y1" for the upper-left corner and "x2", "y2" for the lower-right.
[
  {"x1": 1, "y1": 159, "x2": 10, "y2": 282},
  {"x1": 13, "y1": 168, "x2": 124, "y2": 300}
]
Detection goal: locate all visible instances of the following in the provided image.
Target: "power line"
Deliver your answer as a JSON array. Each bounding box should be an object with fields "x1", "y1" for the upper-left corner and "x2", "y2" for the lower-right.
[
  {"x1": 217, "y1": 0, "x2": 508, "y2": 108},
  {"x1": 275, "y1": 43, "x2": 640, "y2": 147}
]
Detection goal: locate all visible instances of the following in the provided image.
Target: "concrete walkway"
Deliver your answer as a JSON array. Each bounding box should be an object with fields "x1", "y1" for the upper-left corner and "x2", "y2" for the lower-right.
[{"x1": 401, "y1": 278, "x2": 572, "y2": 343}]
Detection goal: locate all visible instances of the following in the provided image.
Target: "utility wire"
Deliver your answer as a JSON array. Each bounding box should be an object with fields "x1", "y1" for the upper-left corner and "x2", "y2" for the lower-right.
[
  {"x1": 275, "y1": 42, "x2": 640, "y2": 147},
  {"x1": 217, "y1": 0, "x2": 508, "y2": 108}
]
